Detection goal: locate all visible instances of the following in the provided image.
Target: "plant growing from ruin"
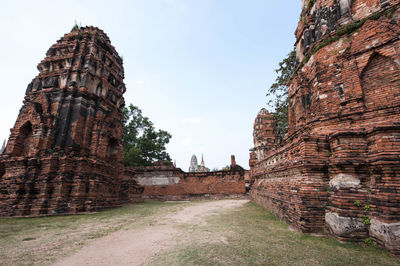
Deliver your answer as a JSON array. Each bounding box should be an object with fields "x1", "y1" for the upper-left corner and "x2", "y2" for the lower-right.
[
  {"x1": 364, "y1": 237, "x2": 374, "y2": 246},
  {"x1": 45, "y1": 148, "x2": 54, "y2": 156},
  {"x1": 123, "y1": 104, "x2": 172, "y2": 167},
  {"x1": 307, "y1": 0, "x2": 316, "y2": 10},
  {"x1": 71, "y1": 20, "x2": 82, "y2": 32},
  {"x1": 362, "y1": 216, "x2": 371, "y2": 226},
  {"x1": 364, "y1": 205, "x2": 371, "y2": 212},
  {"x1": 266, "y1": 49, "x2": 297, "y2": 139},
  {"x1": 354, "y1": 201, "x2": 372, "y2": 225},
  {"x1": 301, "y1": 6, "x2": 396, "y2": 66}
]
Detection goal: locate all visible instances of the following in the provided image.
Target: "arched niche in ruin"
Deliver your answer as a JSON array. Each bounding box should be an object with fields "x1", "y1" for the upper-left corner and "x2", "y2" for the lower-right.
[
  {"x1": 13, "y1": 121, "x2": 34, "y2": 157},
  {"x1": 0, "y1": 162, "x2": 4, "y2": 178},
  {"x1": 106, "y1": 137, "x2": 119, "y2": 161},
  {"x1": 361, "y1": 53, "x2": 400, "y2": 110}
]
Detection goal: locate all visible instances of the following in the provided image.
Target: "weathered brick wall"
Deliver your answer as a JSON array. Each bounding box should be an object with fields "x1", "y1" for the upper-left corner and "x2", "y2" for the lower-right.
[
  {"x1": 251, "y1": 1, "x2": 400, "y2": 256},
  {"x1": 128, "y1": 165, "x2": 247, "y2": 200},
  {"x1": 0, "y1": 27, "x2": 142, "y2": 217},
  {"x1": 251, "y1": 134, "x2": 330, "y2": 233}
]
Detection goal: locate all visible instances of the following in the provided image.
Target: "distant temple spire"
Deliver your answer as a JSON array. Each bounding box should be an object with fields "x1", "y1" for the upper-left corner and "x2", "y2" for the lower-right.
[
  {"x1": 189, "y1": 154, "x2": 198, "y2": 172},
  {"x1": 189, "y1": 154, "x2": 209, "y2": 172},
  {"x1": 198, "y1": 154, "x2": 207, "y2": 172}
]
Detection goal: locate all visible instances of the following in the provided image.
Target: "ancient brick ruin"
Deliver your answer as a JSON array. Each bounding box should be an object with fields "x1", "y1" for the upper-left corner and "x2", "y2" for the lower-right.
[
  {"x1": 128, "y1": 156, "x2": 248, "y2": 200},
  {"x1": 0, "y1": 27, "x2": 249, "y2": 216},
  {"x1": 0, "y1": 0, "x2": 398, "y2": 258},
  {"x1": 250, "y1": 0, "x2": 400, "y2": 256},
  {"x1": 0, "y1": 26, "x2": 143, "y2": 216}
]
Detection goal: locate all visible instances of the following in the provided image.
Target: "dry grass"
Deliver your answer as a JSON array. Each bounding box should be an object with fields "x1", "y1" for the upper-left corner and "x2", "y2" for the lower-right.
[
  {"x1": 0, "y1": 201, "x2": 188, "y2": 265},
  {"x1": 0, "y1": 201, "x2": 398, "y2": 266},
  {"x1": 149, "y1": 202, "x2": 400, "y2": 266}
]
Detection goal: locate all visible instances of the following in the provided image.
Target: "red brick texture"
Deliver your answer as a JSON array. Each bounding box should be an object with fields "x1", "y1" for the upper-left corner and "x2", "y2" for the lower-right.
[
  {"x1": 0, "y1": 27, "x2": 143, "y2": 216},
  {"x1": 250, "y1": 2, "x2": 400, "y2": 256},
  {"x1": 127, "y1": 165, "x2": 247, "y2": 200}
]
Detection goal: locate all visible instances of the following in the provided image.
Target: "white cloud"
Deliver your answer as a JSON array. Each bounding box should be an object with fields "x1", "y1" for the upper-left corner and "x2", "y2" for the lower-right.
[{"x1": 135, "y1": 80, "x2": 145, "y2": 84}]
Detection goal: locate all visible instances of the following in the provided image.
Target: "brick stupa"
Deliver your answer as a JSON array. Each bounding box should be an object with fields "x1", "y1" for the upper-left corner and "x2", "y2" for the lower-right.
[{"x1": 0, "y1": 26, "x2": 142, "y2": 216}]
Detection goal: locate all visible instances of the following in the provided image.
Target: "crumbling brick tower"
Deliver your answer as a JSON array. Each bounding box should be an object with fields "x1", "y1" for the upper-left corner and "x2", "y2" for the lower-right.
[
  {"x1": 249, "y1": 109, "x2": 278, "y2": 177},
  {"x1": 0, "y1": 26, "x2": 142, "y2": 216},
  {"x1": 250, "y1": 0, "x2": 400, "y2": 256}
]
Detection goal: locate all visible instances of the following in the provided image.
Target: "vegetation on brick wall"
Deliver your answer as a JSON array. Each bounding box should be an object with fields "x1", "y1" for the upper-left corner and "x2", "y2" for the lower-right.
[
  {"x1": 307, "y1": 0, "x2": 316, "y2": 10},
  {"x1": 123, "y1": 104, "x2": 172, "y2": 166},
  {"x1": 301, "y1": 5, "x2": 397, "y2": 66},
  {"x1": 266, "y1": 49, "x2": 297, "y2": 139}
]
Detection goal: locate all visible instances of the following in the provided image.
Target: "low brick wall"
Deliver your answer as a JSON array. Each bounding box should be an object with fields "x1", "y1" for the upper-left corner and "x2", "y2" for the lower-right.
[{"x1": 125, "y1": 166, "x2": 248, "y2": 200}]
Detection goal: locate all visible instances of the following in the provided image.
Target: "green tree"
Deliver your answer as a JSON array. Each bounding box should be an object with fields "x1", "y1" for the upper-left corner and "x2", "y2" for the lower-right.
[
  {"x1": 222, "y1": 165, "x2": 230, "y2": 171},
  {"x1": 123, "y1": 104, "x2": 172, "y2": 166},
  {"x1": 266, "y1": 48, "x2": 298, "y2": 139}
]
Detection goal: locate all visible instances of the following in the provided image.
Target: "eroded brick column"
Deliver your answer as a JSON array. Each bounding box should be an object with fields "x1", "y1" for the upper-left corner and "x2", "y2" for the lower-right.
[{"x1": 0, "y1": 26, "x2": 142, "y2": 216}]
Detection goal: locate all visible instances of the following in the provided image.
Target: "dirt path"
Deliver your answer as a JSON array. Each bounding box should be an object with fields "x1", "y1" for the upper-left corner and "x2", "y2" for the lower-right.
[{"x1": 54, "y1": 199, "x2": 249, "y2": 266}]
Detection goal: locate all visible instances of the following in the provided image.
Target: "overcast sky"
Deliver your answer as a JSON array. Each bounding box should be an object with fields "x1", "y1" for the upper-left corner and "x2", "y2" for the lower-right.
[{"x1": 0, "y1": 0, "x2": 301, "y2": 170}]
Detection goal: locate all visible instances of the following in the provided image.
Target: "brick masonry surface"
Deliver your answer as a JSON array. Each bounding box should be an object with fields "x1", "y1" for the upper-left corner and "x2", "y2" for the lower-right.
[
  {"x1": 126, "y1": 163, "x2": 248, "y2": 201},
  {"x1": 250, "y1": 0, "x2": 400, "y2": 256},
  {"x1": 0, "y1": 27, "x2": 143, "y2": 216}
]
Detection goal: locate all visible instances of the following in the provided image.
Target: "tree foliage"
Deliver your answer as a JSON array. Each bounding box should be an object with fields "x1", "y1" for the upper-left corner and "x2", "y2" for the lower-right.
[
  {"x1": 123, "y1": 104, "x2": 172, "y2": 166},
  {"x1": 222, "y1": 165, "x2": 231, "y2": 171},
  {"x1": 267, "y1": 49, "x2": 298, "y2": 139}
]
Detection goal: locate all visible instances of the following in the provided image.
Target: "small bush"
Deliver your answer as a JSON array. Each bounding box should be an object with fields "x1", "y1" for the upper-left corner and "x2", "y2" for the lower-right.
[
  {"x1": 364, "y1": 205, "x2": 371, "y2": 212},
  {"x1": 364, "y1": 237, "x2": 374, "y2": 246}
]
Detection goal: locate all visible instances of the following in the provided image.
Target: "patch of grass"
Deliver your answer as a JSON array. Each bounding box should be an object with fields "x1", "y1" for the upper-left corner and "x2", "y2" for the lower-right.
[
  {"x1": 22, "y1": 237, "x2": 36, "y2": 241},
  {"x1": 150, "y1": 202, "x2": 399, "y2": 266},
  {"x1": 0, "y1": 200, "x2": 188, "y2": 265},
  {"x1": 2, "y1": 200, "x2": 398, "y2": 265},
  {"x1": 365, "y1": 237, "x2": 374, "y2": 246}
]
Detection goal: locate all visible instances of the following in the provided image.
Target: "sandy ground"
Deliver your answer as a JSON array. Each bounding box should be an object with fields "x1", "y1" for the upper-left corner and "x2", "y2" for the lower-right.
[{"x1": 54, "y1": 199, "x2": 249, "y2": 266}]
